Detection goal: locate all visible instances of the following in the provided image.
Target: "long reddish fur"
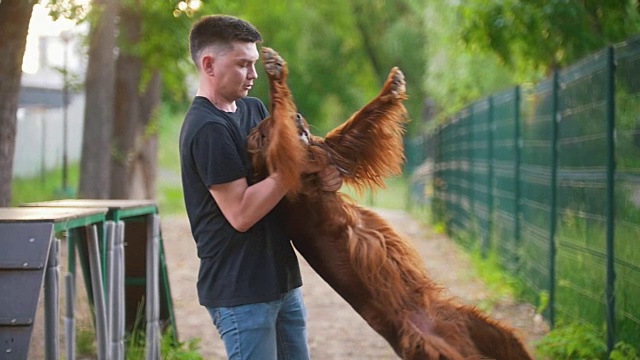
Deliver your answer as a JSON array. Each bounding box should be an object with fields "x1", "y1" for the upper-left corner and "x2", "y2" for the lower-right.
[{"x1": 247, "y1": 47, "x2": 534, "y2": 360}]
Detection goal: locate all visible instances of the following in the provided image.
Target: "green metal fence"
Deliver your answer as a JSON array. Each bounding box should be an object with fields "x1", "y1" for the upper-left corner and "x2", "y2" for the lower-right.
[{"x1": 420, "y1": 35, "x2": 640, "y2": 351}]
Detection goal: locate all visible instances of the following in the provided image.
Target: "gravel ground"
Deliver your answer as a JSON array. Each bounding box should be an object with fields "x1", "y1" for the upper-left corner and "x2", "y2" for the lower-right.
[{"x1": 162, "y1": 208, "x2": 549, "y2": 359}]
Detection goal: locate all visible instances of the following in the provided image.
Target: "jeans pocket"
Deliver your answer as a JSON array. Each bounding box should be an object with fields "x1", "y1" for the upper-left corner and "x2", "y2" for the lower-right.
[{"x1": 208, "y1": 306, "x2": 221, "y2": 327}]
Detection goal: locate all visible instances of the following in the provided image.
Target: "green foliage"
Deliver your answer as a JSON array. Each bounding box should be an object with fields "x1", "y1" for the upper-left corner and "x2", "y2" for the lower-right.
[
  {"x1": 423, "y1": 0, "x2": 518, "y2": 123},
  {"x1": 535, "y1": 322, "x2": 640, "y2": 360},
  {"x1": 457, "y1": 0, "x2": 640, "y2": 75},
  {"x1": 121, "y1": 0, "x2": 198, "y2": 104},
  {"x1": 193, "y1": 0, "x2": 428, "y2": 137},
  {"x1": 46, "y1": 0, "x2": 90, "y2": 23},
  {"x1": 611, "y1": 342, "x2": 640, "y2": 360},
  {"x1": 44, "y1": 0, "x2": 445, "y2": 139},
  {"x1": 537, "y1": 291, "x2": 550, "y2": 315},
  {"x1": 536, "y1": 322, "x2": 607, "y2": 359}
]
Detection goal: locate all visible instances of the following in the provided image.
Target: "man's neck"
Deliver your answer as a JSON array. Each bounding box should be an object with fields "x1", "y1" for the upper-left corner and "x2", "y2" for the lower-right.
[{"x1": 197, "y1": 90, "x2": 237, "y2": 113}]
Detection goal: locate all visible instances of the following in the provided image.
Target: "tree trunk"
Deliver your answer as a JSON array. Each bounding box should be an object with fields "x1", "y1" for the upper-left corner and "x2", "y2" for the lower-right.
[
  {"x1": 78, "y1": 0, "x2": 119, "y2": 199},
  {"x1": 110, "y1": 4, "x2": 161, "y2": 200},
  {"x1": 0, "y1": 0, "x2": 36, "y2": 206},
  {"x1": 131, "y1": 71, "x2": 161, "y2": 200}
]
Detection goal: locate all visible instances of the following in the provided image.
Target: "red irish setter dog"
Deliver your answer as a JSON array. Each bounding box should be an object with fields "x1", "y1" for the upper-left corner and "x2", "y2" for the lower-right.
[{"x1": 247, "y1": 47, "x2": 534, "y2": 360}]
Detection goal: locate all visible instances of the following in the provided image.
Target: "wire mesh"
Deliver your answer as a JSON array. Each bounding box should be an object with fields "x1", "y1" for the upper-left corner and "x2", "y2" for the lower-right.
[{"x1": 427, "y1": 35, "x2": 640, "y2": 349}]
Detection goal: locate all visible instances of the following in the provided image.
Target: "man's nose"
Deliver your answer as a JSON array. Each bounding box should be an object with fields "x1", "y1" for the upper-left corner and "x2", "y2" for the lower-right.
[{"x1": 248, "y1": 65, "x2": 258, "y2": 79}]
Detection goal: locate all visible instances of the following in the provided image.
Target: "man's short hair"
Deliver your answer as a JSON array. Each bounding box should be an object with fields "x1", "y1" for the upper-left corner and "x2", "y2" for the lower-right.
[{"x1": 189, "y1": 15, "x2": 263, "y2": 68}]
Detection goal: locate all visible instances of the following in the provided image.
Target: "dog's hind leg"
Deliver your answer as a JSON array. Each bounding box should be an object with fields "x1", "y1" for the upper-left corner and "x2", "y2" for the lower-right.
[
  {"x1": 398, "y1": 310, "x2": 468, "y2": 360},
  {"x1": 460, "y1": 306, "x2": 534, "y2": 360}
]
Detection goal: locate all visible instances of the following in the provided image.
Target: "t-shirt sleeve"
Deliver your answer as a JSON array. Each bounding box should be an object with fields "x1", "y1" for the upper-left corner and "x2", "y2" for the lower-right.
[{"x1": 191, "y1": 122, "x2": 246, "y2": 187}]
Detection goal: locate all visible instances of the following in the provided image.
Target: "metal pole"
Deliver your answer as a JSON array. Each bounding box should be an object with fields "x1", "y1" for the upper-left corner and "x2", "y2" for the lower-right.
[
  {"x1": 87, "y1": 224, "x2": 109, "y2": 360},
  {"x1": 549, "y1": 69, "x2": 560, "y2": 327},
  {"x1": 45, "y1": 238, "x2": 60, "y2": 360},
  {"x1": 106, "y1": 221, "x2": 116, "y2": 359},
  {"x1": 485, "y1": 97, "x2": 495, "y2": 257},
  {"x1": 108, "y1": 221, "x2": 125, "y2": 360},
  {"x1": 468, "y1": 108, "x2": 475, "y2": 236},
  {"x1": 146, "y1": 214, "x2": 160, "y2": 360},
  {"x1": 117, "y1": 221, "x2": 126, "y2": 359},
  {"x1": 514, "y1": 86, "x2": 522, "y2": 253},
  {"x1": 604, "y1": 45, "x2": 617, "y2": 354},
  {"x1": 65, "y1": 273, "x2": 75, "y2": 360},
  {"x1": 60, "y1": 31, "x2": 71, "y2": 193},
  {"x1": 41, "y1": 113, "x2": 46, "y2": 185}
]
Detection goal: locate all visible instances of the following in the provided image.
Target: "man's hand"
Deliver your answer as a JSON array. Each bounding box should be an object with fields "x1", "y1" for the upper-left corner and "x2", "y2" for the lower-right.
[{"x1": 318, "y1": 165, "x2": 342, "y2": 192}]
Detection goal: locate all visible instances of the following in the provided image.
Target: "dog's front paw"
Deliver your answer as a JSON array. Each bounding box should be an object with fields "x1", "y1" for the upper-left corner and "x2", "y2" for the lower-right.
[
  {"x1": 262, "y1": 47, "x2": 287, "y2": 82},
  {"x1": 389, "y1": 67, "x2": 406, "y2": 98}
]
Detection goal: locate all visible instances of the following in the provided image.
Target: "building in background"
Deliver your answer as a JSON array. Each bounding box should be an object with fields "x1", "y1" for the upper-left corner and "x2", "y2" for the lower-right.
[{"x1": 15, "y1": 5, "x2": 87, "y2": 179}]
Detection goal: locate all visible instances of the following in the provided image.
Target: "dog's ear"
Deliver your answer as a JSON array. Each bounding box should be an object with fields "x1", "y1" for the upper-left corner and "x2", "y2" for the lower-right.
[{"x1": 324, "y1": 67, "x2": 409, "y2": 194}]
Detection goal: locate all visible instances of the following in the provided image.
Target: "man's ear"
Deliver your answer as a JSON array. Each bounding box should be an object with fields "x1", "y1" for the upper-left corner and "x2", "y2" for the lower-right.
[{"x1": 201, "y1": 54, "x2": 215, "y2": 76}]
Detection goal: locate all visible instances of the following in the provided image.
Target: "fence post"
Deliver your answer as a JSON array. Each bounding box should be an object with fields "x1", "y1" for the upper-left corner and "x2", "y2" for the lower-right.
[
  {"x1": 468, "y1": 108, "x2": 475, "y2": 237},
  {"x1": 548, "y1": 69, "x2": 560, "y2": 327},
  {"x1": 605, "y1": 45, "x2": 617, "y2": 354},
  {"x1": 484, "y1": 97, "x2": 495, "y2": 257},
  {"x1": 514, "y1": 86, "x2": 522, "y2": 256}
]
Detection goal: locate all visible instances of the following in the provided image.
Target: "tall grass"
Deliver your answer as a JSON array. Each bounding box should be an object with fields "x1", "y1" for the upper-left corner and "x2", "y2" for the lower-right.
[{"x1": 11, "y1": 163, "x2": 79, "y2": 206}]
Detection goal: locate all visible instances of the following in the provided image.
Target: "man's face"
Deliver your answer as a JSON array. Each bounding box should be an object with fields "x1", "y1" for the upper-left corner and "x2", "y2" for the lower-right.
[{"x1": 212, "y1": 41, "x2": 260, "y2": 102}]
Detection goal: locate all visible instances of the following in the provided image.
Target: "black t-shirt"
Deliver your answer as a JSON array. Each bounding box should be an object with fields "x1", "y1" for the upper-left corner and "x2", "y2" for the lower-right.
[{"x1": 179, "y1": 96, "x2": 302, "y2": 307}]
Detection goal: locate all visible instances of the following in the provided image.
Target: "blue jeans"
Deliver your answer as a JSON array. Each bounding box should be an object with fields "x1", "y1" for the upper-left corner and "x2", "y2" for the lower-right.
[{"x1": 206, "y1": 288, "x2": 310, "y2": 360}]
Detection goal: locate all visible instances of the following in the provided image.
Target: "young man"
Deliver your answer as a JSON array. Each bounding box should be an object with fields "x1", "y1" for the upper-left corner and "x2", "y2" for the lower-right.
[{"x1": 180, "y1": 15, "x2": 341, "y2": 359}]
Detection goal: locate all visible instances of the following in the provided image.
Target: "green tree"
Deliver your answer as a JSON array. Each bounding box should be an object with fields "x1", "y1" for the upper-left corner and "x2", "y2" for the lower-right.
[
  {"x1": 0, "y1": 0, "x2": 432, "y2": 202},
  {"x1": 349, "y1": 0, "x2": 428, "y2": 135},
  {"x1": 52, "y1": 0, "x2": 209, "y2": 199},
  {"x1": 109, "y1": 0, "x2": 195, "y2": 199},
  {"x1": 424, "y1": 0, "x2": 516, "y2": 122},
  {"x1": 226, "y1": 0, "x2": 428, "y2": 137},
  {"x1": 458, "y1": 0, "x2": 640, "y2": 75}
]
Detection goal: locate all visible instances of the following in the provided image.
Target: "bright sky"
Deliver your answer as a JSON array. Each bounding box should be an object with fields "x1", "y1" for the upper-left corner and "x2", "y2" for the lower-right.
[{"x1": 22, "y1": 4, "x2": 82, "y2": 74}]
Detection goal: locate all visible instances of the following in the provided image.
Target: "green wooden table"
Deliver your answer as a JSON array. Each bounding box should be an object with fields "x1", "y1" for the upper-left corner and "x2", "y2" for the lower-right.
[
  {"x1": 21, "y1": 200, "x2": 177, "y2": 341},
  {"x1": 0, "y1": 206, "x2": 108, "y2": 360}
]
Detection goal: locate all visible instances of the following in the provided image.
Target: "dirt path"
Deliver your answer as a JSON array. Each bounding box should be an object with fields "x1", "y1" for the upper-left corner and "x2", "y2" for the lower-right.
[{"x1": 162, "y1": 208, "x2": 548, "y2": 359}]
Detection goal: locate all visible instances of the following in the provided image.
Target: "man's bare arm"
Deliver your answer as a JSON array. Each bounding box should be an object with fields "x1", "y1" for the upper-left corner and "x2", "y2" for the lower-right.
[{"x1": 209, "y1": 173, "x2": 287, "y2": 232}]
